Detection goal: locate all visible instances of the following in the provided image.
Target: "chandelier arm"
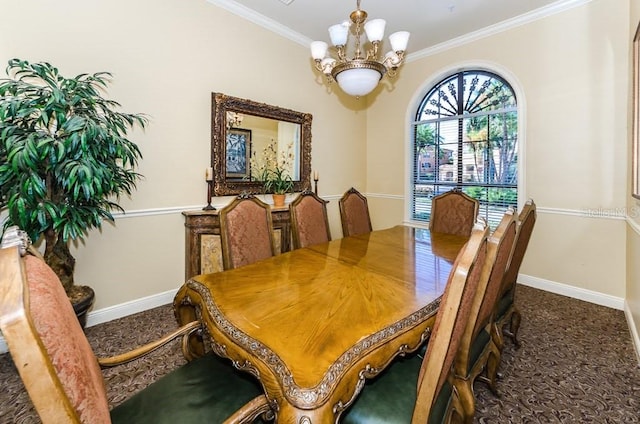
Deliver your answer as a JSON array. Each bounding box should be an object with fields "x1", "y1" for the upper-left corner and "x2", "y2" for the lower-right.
[
  {"x1": 336, "y1": 45, "x2": 347, "y2": 62},
  {"x1": 366, "y1": 40, "x2": 380, "y2": 61}
]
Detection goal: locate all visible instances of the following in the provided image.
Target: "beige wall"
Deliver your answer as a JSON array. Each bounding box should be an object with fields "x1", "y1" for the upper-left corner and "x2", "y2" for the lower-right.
[
  {"x1": 627, "y1": 0, "x2": 640, "y2": 358},
  {"x1": 0, "y1": 0, "x2": 637, "y2": 344},
  {"x1": 367, "y1": 0, "x2": 629, "y2": 299},
  {"x1": 0, "y1": 0, "x2": 367, "y2": 310}
]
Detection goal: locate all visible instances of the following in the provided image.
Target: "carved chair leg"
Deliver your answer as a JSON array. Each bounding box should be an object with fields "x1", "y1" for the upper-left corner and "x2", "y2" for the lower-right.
[
  {"x1": 447, "y1": 391, "x2": 466, "y2": 424},
  {"x1": 501, "y1": 306, "x2": 522, "y2": 349},
  {"x1": 453, "y1": 377, "x2": 476, "y2": 424},
  {"x1": 484, "y1": 349, "x2": 500, "y2": 396},
  {"x1": 509, "y1": 308, "x2": 522, "y2": 348},
  {"x1": 492, "y1": 321, "x2": 505, "y2": 351}
]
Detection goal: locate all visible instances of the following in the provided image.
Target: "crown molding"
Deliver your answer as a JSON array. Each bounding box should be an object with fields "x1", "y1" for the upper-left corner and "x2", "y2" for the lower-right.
[
  {"x1": 407, "y1": 0, "x2": 593, "y2": 62},
  {"x1": 206, "y1": 0, "x2": 592, "y2": 60},
  {"x1": 205, "y1": 0, "x2": 312, "y2": 46}
]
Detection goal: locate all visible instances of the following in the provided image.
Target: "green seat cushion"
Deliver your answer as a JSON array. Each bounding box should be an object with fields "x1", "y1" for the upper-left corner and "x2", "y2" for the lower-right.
[
  {"x1": 496, "y1": 288, "x2": 515, "y2": 321},
  {"x1": 342, "y1": 352, "x2": 452, "y2": 424},
  {"x1": 419, "y1": 326, "x2": 490, "y2": 375},
  {"x1": 468, "y1": 328, "x2": 491, "y2": 374},
  {"x1": 110, "y1": 354, "x2": 265, "y2": 424}
]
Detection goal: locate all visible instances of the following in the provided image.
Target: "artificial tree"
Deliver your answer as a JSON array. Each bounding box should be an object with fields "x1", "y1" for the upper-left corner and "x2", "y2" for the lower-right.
[{"x1": 0, "y1": 58, "x2": 147, "y2": 307}]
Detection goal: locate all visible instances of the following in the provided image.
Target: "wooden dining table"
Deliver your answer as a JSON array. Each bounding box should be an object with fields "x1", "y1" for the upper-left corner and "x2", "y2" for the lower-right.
[{"x1": 173, "y1": 225, "x2": 467, "y2": 423}]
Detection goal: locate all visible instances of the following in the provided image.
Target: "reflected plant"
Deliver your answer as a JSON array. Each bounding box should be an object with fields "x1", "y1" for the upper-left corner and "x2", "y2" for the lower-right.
[{"x1": 251, "y1": 141, "x2": 294, "y2": 194}]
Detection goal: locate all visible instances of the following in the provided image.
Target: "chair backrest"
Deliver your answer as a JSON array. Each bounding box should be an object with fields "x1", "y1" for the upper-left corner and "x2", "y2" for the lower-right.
[
  {"x1": 468, "y1": 209, "x2": 519, "y2": 349},
  {"x1": 289, "y1": 190, "x2": 331, "y2": 249},
  {"x1": 0, "y1": 229, "x2": 111, "y2": 424},
  {"x1": 219, "y1": 194, "x2": 276, "y2": 270},
  {"x1": 500, "y1": 199, "x2": 537, "y2": 298},
  {"x1": 429, "y1": 188, "x2": 480, "y2": 237},
  {"x1": 411, "y1": 221, "x2": 489, "y2": 422},
  {"x1": 338, "y1": 187, "x2": 372, "y2": 237}
]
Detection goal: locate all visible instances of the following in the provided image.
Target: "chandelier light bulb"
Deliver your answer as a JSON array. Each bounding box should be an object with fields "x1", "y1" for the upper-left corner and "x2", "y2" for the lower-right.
[{"x1": 310, "y1": 0, "x2": 409, "y2": 98}]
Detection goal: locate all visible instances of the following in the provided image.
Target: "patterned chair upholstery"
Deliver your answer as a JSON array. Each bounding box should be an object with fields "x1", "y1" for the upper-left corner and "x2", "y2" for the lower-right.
[
  {"x1": 289, "y1": 190, "x2": 331, "y2": 249},
  {"x1": 0, "y1": 227, "x2": 271, "y2": 424},
  {"x1": 495, "y1": 199, "x2": 537, "y2": 347},
  {"x1": 429, "y1": 188, "x2": 480, "y2": 237},
  {"x1": 338, "y1": 187, "x2": 372, "y2": 237},
  {"x1": 341, "y1": 222, "x2": 490, "y2": 424},
  {"x1": 452, "y1": 209, "x2": 518, "y2": 423},
  {"x1": 219, "y1": 194, "x2": 276, "y2": 270}
]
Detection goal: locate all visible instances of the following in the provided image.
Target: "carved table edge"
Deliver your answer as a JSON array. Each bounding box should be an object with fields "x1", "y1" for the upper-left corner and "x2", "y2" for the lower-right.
[{"x1": 183, "y1": 279, "x2": 441, "y2": 409}]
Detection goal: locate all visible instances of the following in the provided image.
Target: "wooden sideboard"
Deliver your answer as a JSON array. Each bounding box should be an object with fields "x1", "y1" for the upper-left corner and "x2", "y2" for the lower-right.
[{"x1": 182, "y1": 205, "x2": 291, "y2": 280}]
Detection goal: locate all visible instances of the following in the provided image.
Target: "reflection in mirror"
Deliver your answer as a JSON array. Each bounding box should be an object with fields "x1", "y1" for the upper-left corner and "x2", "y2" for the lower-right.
[{"x1": 211, "y1": 93, "x2": 312, "y2": 196}]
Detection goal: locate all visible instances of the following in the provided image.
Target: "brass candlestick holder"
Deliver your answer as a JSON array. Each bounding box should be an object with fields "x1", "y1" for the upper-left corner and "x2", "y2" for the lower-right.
[
  {"x1": 203, "y1": 181, "x2": 216, "y2": 210},
  {"x1": 203, "y1": 167, "x2": 216, "y2": 210}
]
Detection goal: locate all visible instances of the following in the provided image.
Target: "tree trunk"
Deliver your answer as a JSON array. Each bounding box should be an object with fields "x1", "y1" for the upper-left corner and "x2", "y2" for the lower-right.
[{"x1": 43, "y1": 229, "x2": 75, "y2": 294}]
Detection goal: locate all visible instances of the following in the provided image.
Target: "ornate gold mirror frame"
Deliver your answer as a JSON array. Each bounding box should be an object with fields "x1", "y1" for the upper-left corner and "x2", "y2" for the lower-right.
[{"x1": 211, "y1": 92, "x2": 312, "y2": 196}]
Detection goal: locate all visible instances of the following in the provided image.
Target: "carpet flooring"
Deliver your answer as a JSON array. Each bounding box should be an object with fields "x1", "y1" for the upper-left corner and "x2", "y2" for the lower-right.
[{"x1": 0, "y1": 285, "x2": 638, "y2": 423}]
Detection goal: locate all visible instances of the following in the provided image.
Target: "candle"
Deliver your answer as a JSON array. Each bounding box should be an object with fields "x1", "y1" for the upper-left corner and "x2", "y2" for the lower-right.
[
  {"x1": 205, "y1": 167, "x2": 213, "y2": 181},
  {"x1": 313, "y1": 171, "x2": 319, "y2": 180}
]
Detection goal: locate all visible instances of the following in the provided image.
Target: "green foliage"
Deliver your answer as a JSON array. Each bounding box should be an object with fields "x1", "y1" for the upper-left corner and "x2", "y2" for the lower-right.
[
  {"x1": 0, "y1": 58, "x2": 147, "y2": 288},
  {"x1": 464, "y1": 186, "x2": 518, "y2": 206},
  {"x1": 415, "y1": 124, "x2": 437, "y2": 150},
  {"x1": 260, "y1": 166, "x2": 294, "y2": 195},
  {"x1": 251, "y1": 141, "x2": 294, "y2": 194}
]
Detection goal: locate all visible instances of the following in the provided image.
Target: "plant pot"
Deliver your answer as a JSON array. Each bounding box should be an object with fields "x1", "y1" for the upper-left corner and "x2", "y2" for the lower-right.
[
  {"x1": 70, "y1": 285, "x2": 95, "y2": 329},
  {"x1": 272, "y1": 194, "x2": 286, "y2": 207}
]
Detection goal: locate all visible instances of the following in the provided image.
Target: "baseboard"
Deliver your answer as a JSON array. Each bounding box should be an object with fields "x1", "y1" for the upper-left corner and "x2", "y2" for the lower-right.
[
  {"x1": 623, "y1": 300, "x2": 640, "y2": 367},
  {"x1": 518, "y1": 274, "x2": 625, "y2": 310},
  {"x1": 84, "y1": 288, "x2": 178, "y2": 327},
  {"x1": 0, "y1": 289, "x2": 178, "y2": 354}
]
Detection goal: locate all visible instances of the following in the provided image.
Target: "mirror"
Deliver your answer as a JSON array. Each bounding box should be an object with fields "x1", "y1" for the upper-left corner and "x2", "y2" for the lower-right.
[{"x1": 211, "y1": 92, "x2": 312, "y2": 196}]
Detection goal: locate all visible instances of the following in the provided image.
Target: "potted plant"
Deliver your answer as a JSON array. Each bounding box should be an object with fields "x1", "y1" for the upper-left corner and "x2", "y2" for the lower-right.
[
  {"x1": 251, "y1": 140, "x2": 294, "y2": 206},
  {"x1": 0, "y1": 58, "x2": 147, "y2": 325}
]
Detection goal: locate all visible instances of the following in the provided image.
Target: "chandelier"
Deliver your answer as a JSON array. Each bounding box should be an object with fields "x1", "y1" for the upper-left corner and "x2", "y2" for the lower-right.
[
  {"x1": 226, "y1": 111, "x2": 243, "y2": 129},
  {"x1": 310, "y1": 0, "x2": 410, "y2": 98}
]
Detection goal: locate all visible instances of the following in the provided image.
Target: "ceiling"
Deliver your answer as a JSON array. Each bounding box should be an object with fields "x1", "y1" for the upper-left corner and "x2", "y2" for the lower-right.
[{"x1": 207, "y1": 0, "x2": 584, "y2": 58}]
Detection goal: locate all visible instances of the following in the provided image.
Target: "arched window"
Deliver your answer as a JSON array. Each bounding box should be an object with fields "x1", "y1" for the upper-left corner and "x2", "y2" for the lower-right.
[{"x1": 411, "y1": 70, "x2": 518, "y2": 227}]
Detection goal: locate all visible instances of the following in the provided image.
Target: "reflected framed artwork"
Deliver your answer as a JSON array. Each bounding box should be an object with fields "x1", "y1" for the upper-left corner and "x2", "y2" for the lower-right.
[
  {"x1": 226, "y1": 128, "x2": 251, "y2": 179},
  {"x1": 633, "y1": 22, "x2": 640, "y2": 198}
]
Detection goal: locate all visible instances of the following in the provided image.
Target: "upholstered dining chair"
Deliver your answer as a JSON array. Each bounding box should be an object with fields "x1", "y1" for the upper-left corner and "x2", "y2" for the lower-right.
[
  {"x1": 451, "y1": 209, "x2": 518, "y2": 424},
  {"x1": 0, "y1": 227, "x2": 271, "y2": 424},
  {"x1": 338, "y1": 187, "x2": 372, "y2": 237},
  {"x1": 289, "y1": 189, "x2": 331, "y2": 249},
  {"x1": 495, "y1": 199, "x2": 537, "y2": 348},
  {"x1": 429, "y1": 188, "x2": 480, "y2": 237},
  {"x1": 219, "y1": 193, "x2": 277, "y2": 270},
  {"x1": 341, "y1": 221, "x2": 490, "y2": 424}
]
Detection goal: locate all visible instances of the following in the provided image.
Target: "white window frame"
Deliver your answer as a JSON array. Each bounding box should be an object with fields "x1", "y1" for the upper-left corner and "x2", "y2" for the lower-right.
[{"x1": 404, "y1": 62, "x2": 527, "y2": 226}]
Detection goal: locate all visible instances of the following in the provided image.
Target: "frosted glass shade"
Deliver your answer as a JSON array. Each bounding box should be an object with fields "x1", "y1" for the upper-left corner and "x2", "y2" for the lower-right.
[
  {"x1": 329, "y1": 23, "x2": 349, "y2": 46},
  {"x1": 335, "y1": 68, "x2": 383, "y2": 97},
  {"x1": 310, "y1": 41, "x2": 328, "y2": 60},
  {"x1": 389, "y1": 31, "x2": 410, "y2": 52},
  {"x1": 364, "y1": 18, "x2": 386, "y2": 42}
]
